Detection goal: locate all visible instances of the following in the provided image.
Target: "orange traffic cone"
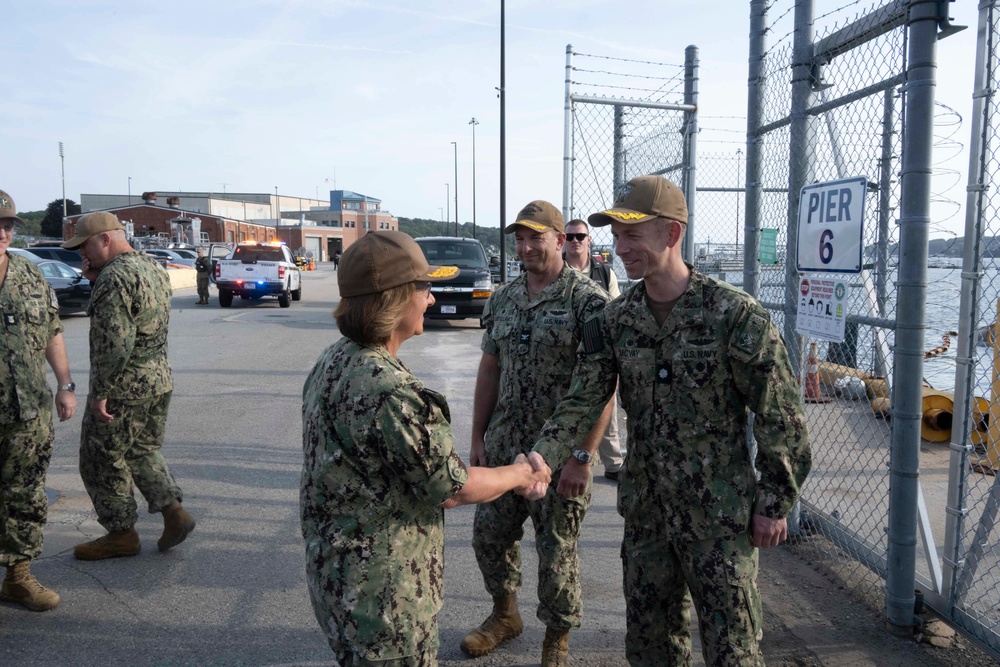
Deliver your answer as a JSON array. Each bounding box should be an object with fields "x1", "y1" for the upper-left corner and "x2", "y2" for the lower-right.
[{"x1": 804, "y1": 342, "x2": 832, "y2": 404}]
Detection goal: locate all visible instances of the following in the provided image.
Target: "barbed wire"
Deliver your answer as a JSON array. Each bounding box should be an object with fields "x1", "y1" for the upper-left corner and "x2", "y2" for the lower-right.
[
  {"x1": 572, "y1": 67, "x2": 683, "y2": 82},
  {"x1": 573, "y1": 81, "x2": 685, "y2": 96},
  {"x1": 572, "y1": 51, "x2": 684, "y2": 68}
]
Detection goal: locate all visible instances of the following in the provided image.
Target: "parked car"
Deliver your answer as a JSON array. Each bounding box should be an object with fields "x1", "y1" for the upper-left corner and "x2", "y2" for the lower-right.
[
  {"x1": 8, "y1": 248, "x2": 91, "y2": 315},
  {"x1": 24, "y1": 246, "x2": 83, "y2": 270},
  {"x1": 414, "y1": 237, "x2": 493, "y2": 325},
  {"x1": 215, "y1": 242, "x2": 302, "y2": 308},
  {"x1": 142, "y1": 248, "x2": 196, "y2": 268},
  {"x1": 169, "y1": 248, "x2": 199, "y2": 261}
]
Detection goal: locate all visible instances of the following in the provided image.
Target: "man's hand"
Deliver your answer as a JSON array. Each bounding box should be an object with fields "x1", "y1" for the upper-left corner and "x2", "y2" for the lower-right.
[
  {"x1": 514, "y1": 452, "x2": 550, "y2": 501},
  {"x1": 752, "y1": 514, "x2": 787, "y2": 548},
  {"x1": 81, "y1": 255, "x2": 99, "y2": 283},
  {"x1": 54, "y1": 390, "x2": 76, "y2": 422},
  {"x1": 470, "y1": 437, "x2": 487, "y2": 467},
  {"x1": 556, "y1": 456, "x2": 591, "y2": 498},
  {"x1": 91, "y1": 398, "x2": 115, "y2": 423}
]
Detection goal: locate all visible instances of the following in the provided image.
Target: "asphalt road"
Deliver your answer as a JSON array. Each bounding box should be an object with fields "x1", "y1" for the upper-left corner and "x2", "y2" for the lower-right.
[
  {"x1": 6, "y1": 262, "x2": 995, "y2": 667},
  {"x1": 0, "y1": 264, "x2": 634, "y2": 667}
]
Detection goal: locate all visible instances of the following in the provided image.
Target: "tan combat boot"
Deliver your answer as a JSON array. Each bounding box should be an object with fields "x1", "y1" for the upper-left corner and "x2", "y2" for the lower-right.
[
  {"x1": 158, "y1": 500, "x2": 196, "y2": 552},
  {"x1": 460, "y1": 594, "x2": 524, "y2": 657},
  {"x1": 541, "y1": 627, "x2": 569, "y2": 667},
  {"x1": 74, "y1": 528, "x2": 141, "y2": 560},
  {"x1": 1, "y1": 561, "x2": 60, "y2": 611}
]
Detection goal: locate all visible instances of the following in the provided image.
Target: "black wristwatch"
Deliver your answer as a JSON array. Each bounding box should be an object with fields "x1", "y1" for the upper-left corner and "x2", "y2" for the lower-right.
[
  {"x1": 58, "y1": 382, "x2": 76, "y2": 392},
  {"x1": 571, "y1": 449, "x2": 592, "y2": 464}
]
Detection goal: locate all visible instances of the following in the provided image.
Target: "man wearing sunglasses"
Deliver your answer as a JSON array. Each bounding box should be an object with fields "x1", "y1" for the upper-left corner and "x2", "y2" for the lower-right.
[{"x1": 562, "y1": 219, "x2": 625, "y2": 481}]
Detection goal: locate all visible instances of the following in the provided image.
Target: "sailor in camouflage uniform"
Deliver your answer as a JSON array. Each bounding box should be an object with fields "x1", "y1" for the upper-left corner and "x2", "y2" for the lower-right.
[
  {"x1": 462, "y1": 201, "x2": 612, "y2": 667},
  {"x1": 63, "y1": 212, "x2": 196, "y2": 561},
  {"x1": 534, "y1": 176, "x2": 812, "y2": 666},
  {"x1": 301, "y1": 230, "x2": 550, "y2": 666},
  {"x1": 0, "y1": 189, "x2": 77, "y2": 611}
]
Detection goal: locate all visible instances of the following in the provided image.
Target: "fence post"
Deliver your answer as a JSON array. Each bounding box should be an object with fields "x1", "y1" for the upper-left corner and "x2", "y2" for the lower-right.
[
  {"x1": 744, "y1": 0, "x2": 768, "y2": 298},
  {"x1": 613, "y1": 105, "x2": 625, "y2": 196},
  {"x1": 562, "y1": 44, "x2": 574, "y2": 222},
  {"x1": 945, "y1": 0, "x2": 995, "y2": 611},
  {"x1": 886, "y1": 0, "x2": 941, "y2": 635},
  {"x1": 784, "y1": 0, "x2": 816, "y2": 374},
  {"x1": 683, "y1": 45, "x2": 699, "y2": 263}
]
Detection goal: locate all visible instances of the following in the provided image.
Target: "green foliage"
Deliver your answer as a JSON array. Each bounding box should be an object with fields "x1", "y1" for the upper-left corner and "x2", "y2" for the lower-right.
[
  {"x1": 397, "y1": 218, "x2": 514, "y2": 256},
  {"x1": 41, "y1": 198, "x2": 80, "y2": 237}
]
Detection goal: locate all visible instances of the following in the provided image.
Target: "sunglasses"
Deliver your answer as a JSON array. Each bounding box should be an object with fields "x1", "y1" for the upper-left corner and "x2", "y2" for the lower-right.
[{"x1": 565, "y1": 233, "x2": 589, "y2": 242}]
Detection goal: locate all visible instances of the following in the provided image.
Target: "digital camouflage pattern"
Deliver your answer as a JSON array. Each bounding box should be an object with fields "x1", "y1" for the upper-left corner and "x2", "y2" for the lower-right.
[
  {"x1": 79, "y1": 392, "x2": 181, "y2": 532},
  {"x1": 81, "y1": 251, "x2": 180, "y2": 531},
  {"x1": 475, "y1": 266, "x2": 608, "y2": 628},
  {"x1": 623, "y1": 529, "x2": 763, "y2": 666},
  {"x1": 195, "y1": 255, "x2": 211, "y2": 301},
  {"x1": 86, "y1": 252, "x2": 173, "y2": 401},
  {"x1": 479, "y1": 266, "x2": 609, "y2": 470},
  {"x1": 301, "y1": 338, "x2": 468, "y2": 663},
  {"x1": 0, "y1": 253, "x2": 61, "y2": 425},
  {"x1": 0, "y1": 254, "x2": 60, "y2": 565},
  {"x1": 535, "y1": 268, "x2": 810, "y2": 663}
]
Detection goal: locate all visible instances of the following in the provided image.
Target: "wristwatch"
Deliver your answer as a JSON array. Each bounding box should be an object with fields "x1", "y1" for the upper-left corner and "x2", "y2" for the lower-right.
[
  {"x1": 571, "y1": 449, "x2": 592, "y2": 464},
  {"x1": 57, "y1": 382, "x2": 76, "y2": 392}
]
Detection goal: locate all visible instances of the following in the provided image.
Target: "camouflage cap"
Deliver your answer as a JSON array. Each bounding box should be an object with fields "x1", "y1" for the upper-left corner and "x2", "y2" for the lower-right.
[
  {"x1": 339, "y1": 230, "x2": 459, "y2": 297},
  {"x1": 0, "y1": 189, "x2": 26, "y2": 225},
  {"x1": 62, "y1": 211, "x2": 126, "y2": 249},
  {"x1": 504, "y1": 200, "x2": 565, "y2": 234},
  {"x1": 588, "y1": 175, "x2": 688, "y2": 227}
]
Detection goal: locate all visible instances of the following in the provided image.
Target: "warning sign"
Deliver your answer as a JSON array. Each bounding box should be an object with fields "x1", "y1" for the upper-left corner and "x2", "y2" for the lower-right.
[{"x1": 795, "y1": 274, "x2": 848, "y2": 342}]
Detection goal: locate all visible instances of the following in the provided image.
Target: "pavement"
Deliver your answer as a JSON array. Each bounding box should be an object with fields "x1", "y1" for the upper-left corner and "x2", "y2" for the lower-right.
[{"x1": 0, "y1": 263, "x2": 990, "y2": 667}]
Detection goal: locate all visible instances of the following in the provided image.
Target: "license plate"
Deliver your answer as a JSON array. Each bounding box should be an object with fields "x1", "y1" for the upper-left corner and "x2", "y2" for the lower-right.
[{"x1": 441, "y1": 305, "x2": 457, "y2": 314}]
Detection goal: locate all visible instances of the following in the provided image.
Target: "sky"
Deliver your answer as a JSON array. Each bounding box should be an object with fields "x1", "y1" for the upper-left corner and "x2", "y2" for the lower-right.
[{"x1": 0, "y1": 0, "x2": 982, "y2": 239}]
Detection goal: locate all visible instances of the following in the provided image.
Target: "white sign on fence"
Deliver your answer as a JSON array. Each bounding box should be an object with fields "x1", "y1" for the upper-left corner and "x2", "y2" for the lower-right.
[
  {"x1": 795, "y1": 274, "x2": 849, "y2": 342},
  {"x1": 797, "y1": 176, "x2": 867, "y2": 274}
]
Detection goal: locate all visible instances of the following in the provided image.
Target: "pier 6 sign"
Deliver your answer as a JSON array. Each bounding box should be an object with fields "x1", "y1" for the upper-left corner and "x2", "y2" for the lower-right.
[{"x1": 796, "y1": 176, "x2": 866, "y2": 274}]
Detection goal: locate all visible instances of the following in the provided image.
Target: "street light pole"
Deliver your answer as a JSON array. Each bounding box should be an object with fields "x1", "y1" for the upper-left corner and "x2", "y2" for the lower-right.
[
  {"x1": 128, "y1": 176, "x2": 132, "y2": 206},
  {"x1": 445, "y1": 183, "x2": 450, "y2": 236},
  {"x1": 58, "y1": 142, "x2": 66, "y2": 218},
  {"x1": 274, "y1": 186, "x2": 279, "y2": 243},
  {"x1": 469, "y1": 118, "x2": 479, "y2": 239},
  {"x1": 439, "y1": 207, "x2": 445, "y2": 236},
  {"x1": 451, "y1": 141, "x2": 458, "y2": 236}
]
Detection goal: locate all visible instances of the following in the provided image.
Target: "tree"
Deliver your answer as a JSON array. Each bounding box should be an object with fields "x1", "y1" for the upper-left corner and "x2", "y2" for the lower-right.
[{"x1": 41, "y1": 198, "x2": 81, "y2": 238}]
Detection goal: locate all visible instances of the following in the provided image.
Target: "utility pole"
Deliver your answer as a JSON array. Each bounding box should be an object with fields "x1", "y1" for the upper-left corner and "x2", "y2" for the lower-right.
[
  {"x1": 445, "y1": 183, "x2": 450, "y2": 235},
  {"x1": 128, "y1": 176, "x2": 132, "y2": 205},
  {"x1": 469, "y1": 118, "x2": 479, "y2": 238},
  {"x1": 736, "y1": 148, "x2": 743, "y2": 252},
  {"x1": 451, "y1": 141, "x2": 459, "y2": 236},
  {"x1": 499, "y1": 0, "x2": 507, "y2": 281},
  {"x1": 59, "y1": 142, "x2": 66, "y2": 218}
]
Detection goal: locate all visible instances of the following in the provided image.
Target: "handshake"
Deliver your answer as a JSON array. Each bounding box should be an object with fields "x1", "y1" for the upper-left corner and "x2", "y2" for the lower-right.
[{"x1": 512, "y1": 452, "x2": 551, "y2": 501}]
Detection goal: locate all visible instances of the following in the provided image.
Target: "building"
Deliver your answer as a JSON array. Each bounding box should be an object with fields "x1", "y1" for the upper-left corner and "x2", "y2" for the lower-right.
[{"x1": 71, "y1": 189, "x2": 399, "y2": 261}]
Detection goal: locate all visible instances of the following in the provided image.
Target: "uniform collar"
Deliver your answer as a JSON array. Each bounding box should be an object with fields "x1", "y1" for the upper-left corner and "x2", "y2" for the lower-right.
[{"x1": 618, "y1": 265, "x2": 706, "y2": 340}]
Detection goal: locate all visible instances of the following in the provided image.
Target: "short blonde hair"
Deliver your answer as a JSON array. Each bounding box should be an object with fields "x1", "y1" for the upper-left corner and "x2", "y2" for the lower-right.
[{"x1": 335, "y1": 282, "x2": 416, "y2": 345}]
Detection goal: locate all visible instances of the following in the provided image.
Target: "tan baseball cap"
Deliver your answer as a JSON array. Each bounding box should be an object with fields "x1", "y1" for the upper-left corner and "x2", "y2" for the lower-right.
[
  {"x1": 62, "y1": 211, "x2": 126, "y2": 249},
  {"x1": 504, "y1": 200, "x2": 565, "y2": 234},
  {"x1": 0, "y1": 189, "x2": 26, "y2": 225},
  {"x1": 338, "y1": 230, "x2": 459, "y2": 297},
  {"x1": 588, "y1": 175, "x2": 688, "y2": 227}
]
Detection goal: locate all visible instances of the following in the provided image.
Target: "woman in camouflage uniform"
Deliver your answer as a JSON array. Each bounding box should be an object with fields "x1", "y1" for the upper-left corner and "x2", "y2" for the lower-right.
[{"x1": 301, "y1": 231, "x2": 550, "y2": 666}]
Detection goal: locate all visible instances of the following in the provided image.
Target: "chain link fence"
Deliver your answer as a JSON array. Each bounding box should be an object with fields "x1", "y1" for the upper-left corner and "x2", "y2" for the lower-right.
[
  {"x1": 563, "y1": 46, "x2": 696, "y2": 271},
  {"x1": 944, "y1": 0, "x2": 1000, "y2": 652},
  {"x1": 564, "y1": 0, "x2": 1000, "y2": 659}
]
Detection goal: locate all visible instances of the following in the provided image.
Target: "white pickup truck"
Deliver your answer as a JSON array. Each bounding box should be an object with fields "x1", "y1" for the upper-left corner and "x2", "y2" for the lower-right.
[{"x1": 214, "y1": 243, "x2": 302, "y2": 308}]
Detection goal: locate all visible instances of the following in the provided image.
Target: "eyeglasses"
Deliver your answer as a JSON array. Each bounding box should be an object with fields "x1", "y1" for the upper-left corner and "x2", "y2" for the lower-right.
[
  {"x1": 0, "y1": 221, "x2": 15, "y2": 235},
  {"x1": 413, "y1": 281, "x2": 433, "y2": 294},
  {"x1": 565, "y1": 233, "x2": 588, "y2": 242}
]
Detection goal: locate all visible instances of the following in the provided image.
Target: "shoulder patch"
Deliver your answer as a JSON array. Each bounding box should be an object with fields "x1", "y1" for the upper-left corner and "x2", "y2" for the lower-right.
[
  {"x1": 734, "y1": 310, "x2": 768, "y2": 357},
  {"x1": 582, "y1": 315, "x2": 606, "y2": 354}
]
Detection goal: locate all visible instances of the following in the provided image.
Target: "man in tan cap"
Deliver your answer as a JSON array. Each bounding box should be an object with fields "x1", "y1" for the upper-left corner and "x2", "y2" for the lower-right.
[
  {"x1": 532, "y1": 175, "x2": 812, "y2": 665},
  {"x1": 63, "y1": 212, "x2": 196, "y2": 560},
  {"x1": 462, "y1": 200, "x2": 613, "y2": 666},
  {"x1": 0, "y1": 189, "x2": 77, "y2": 611}
]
